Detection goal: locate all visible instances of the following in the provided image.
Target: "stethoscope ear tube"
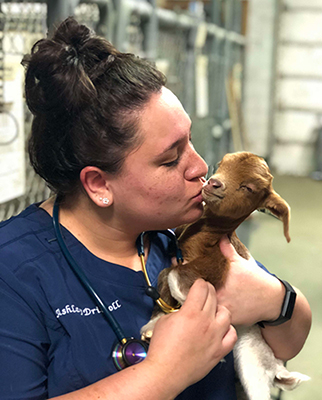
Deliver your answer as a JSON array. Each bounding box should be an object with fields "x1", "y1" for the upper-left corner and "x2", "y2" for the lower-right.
[
  {"x1": 136, "y1": 230, "x2": 183, "y2": 263},
  {"x1": 137, "y1": 230, "x2": 182, "y2": 314}
]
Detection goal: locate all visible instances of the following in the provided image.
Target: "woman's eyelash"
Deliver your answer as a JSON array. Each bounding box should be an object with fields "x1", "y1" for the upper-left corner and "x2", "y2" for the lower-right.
[{"x1": 162, "y1": 156, "x2": 180, "y2": 167}]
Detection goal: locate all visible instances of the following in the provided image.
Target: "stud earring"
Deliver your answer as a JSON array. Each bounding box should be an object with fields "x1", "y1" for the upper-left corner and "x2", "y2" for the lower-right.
[{"x1": 99, "y1": 197, "x2": 110, "y2": 205}]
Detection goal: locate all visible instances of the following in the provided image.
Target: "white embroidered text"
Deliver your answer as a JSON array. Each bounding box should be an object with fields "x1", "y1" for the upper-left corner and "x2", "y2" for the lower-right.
[{"x1": 55, "y1": 300, "x2": 122, "y2": 318}]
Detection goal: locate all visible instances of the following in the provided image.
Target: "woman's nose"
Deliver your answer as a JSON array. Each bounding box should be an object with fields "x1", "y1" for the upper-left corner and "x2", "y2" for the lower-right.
[{"x1": 185, "y1": 148, "x2": 208, "y2": 180}]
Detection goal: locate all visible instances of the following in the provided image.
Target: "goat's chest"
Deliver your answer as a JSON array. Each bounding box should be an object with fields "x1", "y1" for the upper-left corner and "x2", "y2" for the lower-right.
[{"x1": 179, "y1": 236, "x2": 230, "y2": 287}]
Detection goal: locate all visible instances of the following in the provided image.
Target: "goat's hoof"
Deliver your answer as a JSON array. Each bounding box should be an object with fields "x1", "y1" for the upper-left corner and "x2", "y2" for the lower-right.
[
  {"x1": 141, "y1": 330, "x2": 153, "y2": 342},
  {"x1": 140, "y1": 315, "x2": 162, "y2": 342}
]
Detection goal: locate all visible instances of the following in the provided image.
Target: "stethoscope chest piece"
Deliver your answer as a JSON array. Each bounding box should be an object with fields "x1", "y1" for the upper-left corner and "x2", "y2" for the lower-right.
[{"x1": 112, "y1": 338, "x2": 149, "y2": 370}]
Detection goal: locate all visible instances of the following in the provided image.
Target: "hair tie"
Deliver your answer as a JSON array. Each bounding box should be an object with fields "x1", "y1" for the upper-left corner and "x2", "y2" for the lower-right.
[
  {"x1": 107, "y1": 54, "x2": 115, "y2": 63},
  {"x1": 64, "y1": 45, "x2": 79, "y2": 66}
]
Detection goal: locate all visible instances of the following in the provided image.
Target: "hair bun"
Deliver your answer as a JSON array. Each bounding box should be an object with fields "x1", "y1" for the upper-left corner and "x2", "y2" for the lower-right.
[
  {"x1": 22, "y1": 17, "x2": 98, "y2": 116},
  {"x1": 26, "y1": 17, "x2": 167, "y2": 197},
  {"x1": 53, "y1": 17, "x2": 94, "y2": 66},
  {"x1": 53, "y1": 17, "x2": 93, "y2": 48}
]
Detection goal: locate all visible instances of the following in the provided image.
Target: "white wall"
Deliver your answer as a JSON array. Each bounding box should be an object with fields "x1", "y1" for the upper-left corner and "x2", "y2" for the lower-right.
[
  {"x1": 271, "y1": 2, "x2": 322, "y2": 175},
  {"x1": 244, "y1": 0, "x2": 322, "y2": 176},
  {"x1": 243, "y1": 0, "x2": 276, "y2": 157}
]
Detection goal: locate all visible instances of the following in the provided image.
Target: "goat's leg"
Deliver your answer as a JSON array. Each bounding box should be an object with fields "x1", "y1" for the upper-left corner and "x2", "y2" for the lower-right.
[
  {"x1": 234, "y1": 326, "x2": 309, "y2": 400},
  {"x1": 273, "y1": 362, "x2": 310, "y2": 391},
  {"x1": 141, "y1": 255, "x2": 229, "y2": 340},
  {"x1": 168, "y1": 255, "x2": 229, "y2": 304},
  {"x1": 140, "y1": 311, "x2": 164, "y2": 341},
  {"x1": 234, "y1": 326, "x2": 274, "y2": 400},
  {"x1": 142, "y1": 266, "x2": 198, "y2": 341},
  {"x1": 140, "y1": 260, "x2": 203, "y2": 340}
]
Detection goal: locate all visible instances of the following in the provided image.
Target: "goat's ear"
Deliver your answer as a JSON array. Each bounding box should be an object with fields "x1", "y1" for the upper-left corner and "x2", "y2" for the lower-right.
[{"x1": 260, "y1": 192, "x2": 291, "y2": 243}]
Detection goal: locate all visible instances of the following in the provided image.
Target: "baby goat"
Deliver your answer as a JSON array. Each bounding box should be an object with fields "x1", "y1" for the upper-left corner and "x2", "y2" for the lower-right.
[{"x1": 141, "y1": 152, "x2": 309, "y2": 400}]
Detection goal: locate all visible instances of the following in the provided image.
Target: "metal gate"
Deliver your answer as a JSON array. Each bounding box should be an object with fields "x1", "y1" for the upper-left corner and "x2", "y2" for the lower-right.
[{"x1": 0, "y1": 0, "x2": 245, "y2": 221}]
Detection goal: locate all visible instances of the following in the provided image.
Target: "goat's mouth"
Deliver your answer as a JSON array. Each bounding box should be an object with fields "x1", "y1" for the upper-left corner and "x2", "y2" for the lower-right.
[{"x1": 202, "y1": 188, "x2": 225, "y2": 202}]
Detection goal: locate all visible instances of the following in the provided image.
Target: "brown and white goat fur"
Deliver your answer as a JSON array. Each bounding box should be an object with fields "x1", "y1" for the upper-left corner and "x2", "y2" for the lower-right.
[{"x1": 141, "y1": 152, "x2": 309, "y2": 400}]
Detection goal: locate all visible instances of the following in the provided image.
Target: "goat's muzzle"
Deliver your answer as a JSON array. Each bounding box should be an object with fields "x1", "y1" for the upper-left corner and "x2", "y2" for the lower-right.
[
  {"x1": 207, "y1": 178, "x2": 225, "y2": 190},
  {"x1": 202, "y1": 178, "x2": 225, "y2": 202}
]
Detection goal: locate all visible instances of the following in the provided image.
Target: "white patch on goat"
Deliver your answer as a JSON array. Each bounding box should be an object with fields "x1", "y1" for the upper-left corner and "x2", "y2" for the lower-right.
[
  {"x1": 140, "y1": 315, "x2": 162, "y2": 340},
  {"x1": 274, "y1": 365, "x2": 310, "y2": 391},
  {"x1": 168, "y1": 269, "x2": 187, "y2": 304}
]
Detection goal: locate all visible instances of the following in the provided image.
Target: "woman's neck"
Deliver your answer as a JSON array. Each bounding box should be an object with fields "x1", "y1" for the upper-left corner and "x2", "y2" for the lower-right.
[{"x1": 41, "y1": 196, "x2": 145, "y2": 271}]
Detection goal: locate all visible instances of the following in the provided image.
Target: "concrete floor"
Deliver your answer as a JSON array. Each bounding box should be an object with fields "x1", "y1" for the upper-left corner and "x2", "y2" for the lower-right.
[{"x1": 244, "y1": 174, "x2": 322, "y2": 399}]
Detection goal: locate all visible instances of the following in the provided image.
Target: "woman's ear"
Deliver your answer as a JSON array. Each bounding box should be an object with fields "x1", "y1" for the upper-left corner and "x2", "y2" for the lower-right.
[{"x1": 80, "y1": 166, "x2": 112, "y2": 207}]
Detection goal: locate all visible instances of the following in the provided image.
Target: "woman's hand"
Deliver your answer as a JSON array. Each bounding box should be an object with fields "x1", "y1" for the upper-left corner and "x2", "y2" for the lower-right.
[
  {"x1": 145, "y1": 279, "x2": 237, "y2": 394},
  {"x1": 52, "y1": 280, "x2": 236, "y2": 400},
  {"x1": 217, "y1": 236, "x2": 285, "y2": 327},
  {"x1": 217, "y1": 236, "x2": 311, "y2": 361}
]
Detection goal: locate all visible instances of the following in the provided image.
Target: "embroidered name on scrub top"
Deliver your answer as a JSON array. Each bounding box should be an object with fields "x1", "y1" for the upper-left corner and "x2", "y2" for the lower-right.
[{"x1": 56, "y1": 300, "x2": 122, "y2": 318}]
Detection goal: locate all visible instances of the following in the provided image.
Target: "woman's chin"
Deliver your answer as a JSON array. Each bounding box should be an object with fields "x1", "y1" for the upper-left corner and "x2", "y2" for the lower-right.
[{"x1": 176, "y1": 205, "x2": 204, "y2": 227}]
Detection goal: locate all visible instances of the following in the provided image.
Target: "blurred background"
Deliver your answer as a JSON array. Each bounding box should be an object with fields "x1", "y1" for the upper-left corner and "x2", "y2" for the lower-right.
[{"x1": 0, "y1": 0, "x2": 320, "y2": 398}]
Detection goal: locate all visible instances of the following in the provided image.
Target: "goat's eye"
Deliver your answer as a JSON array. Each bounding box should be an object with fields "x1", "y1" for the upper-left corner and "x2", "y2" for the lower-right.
[{"x1": 240, "y1": 185, "x2": 254, "y2": 193}]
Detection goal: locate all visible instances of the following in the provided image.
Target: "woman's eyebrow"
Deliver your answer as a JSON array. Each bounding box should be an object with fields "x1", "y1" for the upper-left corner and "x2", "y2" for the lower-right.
[
  {"x1": 156, "y1": 137, "x2": 184, "y2": 158},
  {"x1": 156, "y1": 128, "x2": 192, "y2": 159}
]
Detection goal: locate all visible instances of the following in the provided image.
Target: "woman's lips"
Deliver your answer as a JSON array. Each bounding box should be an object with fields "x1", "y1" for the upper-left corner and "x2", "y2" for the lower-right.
[{"x1": 192, "y1": 190, "x2": 203, "y2": 202}]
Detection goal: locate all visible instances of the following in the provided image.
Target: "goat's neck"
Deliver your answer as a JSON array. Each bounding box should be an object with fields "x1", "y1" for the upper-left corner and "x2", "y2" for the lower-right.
[{"x1": 202, "y1": 206, "x2": 249, "y2": 236}]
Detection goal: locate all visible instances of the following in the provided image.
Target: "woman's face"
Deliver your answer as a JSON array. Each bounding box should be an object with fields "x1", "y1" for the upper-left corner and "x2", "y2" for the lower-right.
[{"x1": 108, "y1": 87, "x2": 208, "y2": 233}]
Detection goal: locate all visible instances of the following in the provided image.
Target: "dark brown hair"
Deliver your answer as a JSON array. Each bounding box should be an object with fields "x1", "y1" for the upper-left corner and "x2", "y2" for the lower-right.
[{"x1": 22, "y1": 17, "x2": 166, "y2": 197}]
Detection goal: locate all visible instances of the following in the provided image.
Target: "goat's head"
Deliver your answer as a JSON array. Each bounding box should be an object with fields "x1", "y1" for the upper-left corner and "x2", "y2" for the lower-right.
[{"x1": 202, "y1": 152, "x2": 291, "y2": 242}]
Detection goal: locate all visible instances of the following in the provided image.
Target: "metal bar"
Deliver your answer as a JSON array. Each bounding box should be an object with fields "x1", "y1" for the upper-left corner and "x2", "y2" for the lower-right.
[
  {"x1": 277, "y1": 105, "x2": 322, "y2": 113},
  {"x1": 267, "y1": 0, "x2": 280, "y2": 157},
  {"x1": 80, "y1": 0, "x2": 115, "y2": 41},
  {"x1": 313, "y1": 122, "x2": 322, "y2": 176},
  {"x1": 93, "y1": 0, "x2": 245, "y2": 45},
  {"x1": 279, "y1": 40, "x2": 322, "y2": 47},
  {"x1": 144, "y1": 0, "x2": 158, "y2": 60},
  {"x1": 158, "y1": 5, "x2": 245, "y2": 45},
  {"x1": 274, "y1": 139, "x2": 315, "y2": 146},
  {"x1": 277, "y1": 73, "x2": 322, "y2": 81},
  {"x1": 218, "y1": 0, "x2": 234, "y2": 153},
  {"x1": 0, "y1": 9, "x2": 4, "y2": 106},
  {"x1": 232, "y1": 0, "x2": 242, "y2": 33},
  {"x1": 122, "y1": 0, "x2": 152, "y2": 21},
  {"x1": 282, "y1": 6, "x2": 322, "y2": 12},
  {"x1": 0, "y1": 0, "x2": 43, "y2": 2},
  {"x1": 210, "y1": 0, "x2": 222, "y2": 26},
  {"x1": 157, "y1": 7, "x2": 195, "y2": 29},
  {"x1": 112, "y1": 0, "x2": 132, "y2": 51},
  {"x1": 47, "y1": 0, "x2": 80, "y2": 33}
]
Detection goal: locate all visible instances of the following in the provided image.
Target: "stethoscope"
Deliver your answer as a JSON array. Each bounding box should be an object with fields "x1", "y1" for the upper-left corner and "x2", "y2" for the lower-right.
[{"x1": 52, "y1": 197, "x2": 183, "y2": 371}]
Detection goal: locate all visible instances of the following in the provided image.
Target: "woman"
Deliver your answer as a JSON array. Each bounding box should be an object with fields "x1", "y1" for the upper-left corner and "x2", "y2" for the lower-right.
[{"x1": 0, "y1": 18, "x2": 311, "y2": 400}]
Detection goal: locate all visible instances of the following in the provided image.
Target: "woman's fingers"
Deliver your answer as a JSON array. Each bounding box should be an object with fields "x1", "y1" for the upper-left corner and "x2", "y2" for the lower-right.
[
  {"x1": 181, "y1": 278, "x2": 216, "y2": 313},
  {"x1": 146, "y1": 279, "x2": 237, "y2": 391},
  {"x1": 202, "y1": 281, "x2": 217, "y2": 315},
  {"x1": 215, "y1": 305, "x2": 237, "y2": 350},
  {"x1": 182, "y1": 279, "x2": 236, "y2": 349}
]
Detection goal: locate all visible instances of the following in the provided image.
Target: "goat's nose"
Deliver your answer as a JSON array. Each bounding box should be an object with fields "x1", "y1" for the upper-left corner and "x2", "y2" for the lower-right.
[{"x1": 208, "y1": 178, "x2": 224, "y2": 189}]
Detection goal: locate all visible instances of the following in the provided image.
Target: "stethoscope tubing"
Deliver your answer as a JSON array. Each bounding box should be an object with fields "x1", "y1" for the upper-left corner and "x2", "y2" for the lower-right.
[
  {"x1": 52, "y1": 198, "x2": 184, "y2": 346},
  {"x1": 53, "y1": 198, "x2": 126, "y2": 344}
]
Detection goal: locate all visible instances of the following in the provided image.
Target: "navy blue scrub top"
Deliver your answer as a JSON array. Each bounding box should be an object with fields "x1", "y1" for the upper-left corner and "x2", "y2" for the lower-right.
[{"x1": 0, "y1": 204, "x2": 237, "y2": 399}]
